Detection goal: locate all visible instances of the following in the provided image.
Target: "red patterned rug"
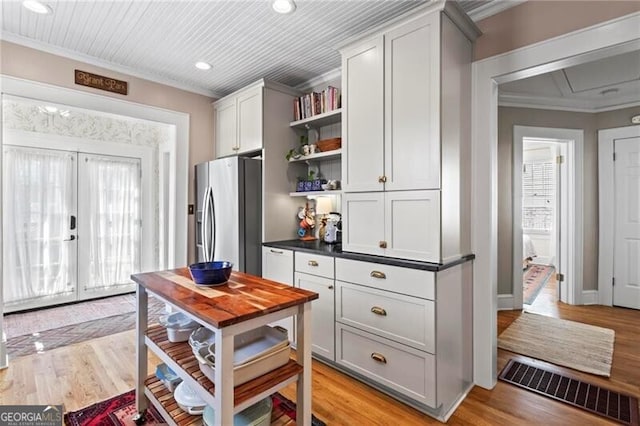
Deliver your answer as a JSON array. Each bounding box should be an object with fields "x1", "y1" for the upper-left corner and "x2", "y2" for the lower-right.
[
  {"x1": 64, "y1": 389, "x2": 326, "y2": 426},
  {"x1": 523, "y1": 264, "x2": 555, "y2": 305}
]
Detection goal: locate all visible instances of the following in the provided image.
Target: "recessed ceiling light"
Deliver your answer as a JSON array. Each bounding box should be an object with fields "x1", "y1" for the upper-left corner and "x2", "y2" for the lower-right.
[
  {"x1": 271, "y1": 0, "x2": 296, "y2": 14},
  {"x1": 22, "y1": 0, "x2": 53, "y2": 15},
  {"x1": 195, "y1": 61, "x2": 212, "y2": 70}
]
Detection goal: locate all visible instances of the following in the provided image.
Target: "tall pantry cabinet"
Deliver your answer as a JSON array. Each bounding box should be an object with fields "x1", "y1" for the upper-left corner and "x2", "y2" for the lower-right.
[{"x1": 341, "y1": 3, "x2": 480, "y2": 263}]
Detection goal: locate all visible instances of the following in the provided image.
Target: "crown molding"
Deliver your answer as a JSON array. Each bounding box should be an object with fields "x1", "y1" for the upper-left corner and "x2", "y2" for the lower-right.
[
  {"x1": 295, "y1": 67, "x2": 342, "y2": 92},
  {"x1": 467, "y1": 0, "x2": 527, "y2": 22},
  {"x1": 0, "y1": 32, "x2": 219, "y2": 98},
  {"x1": 499, "y1": 92, "x2": 640, "y2": 113}
]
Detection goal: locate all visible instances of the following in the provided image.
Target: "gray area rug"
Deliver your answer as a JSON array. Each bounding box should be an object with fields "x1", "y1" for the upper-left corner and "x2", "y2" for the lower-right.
[
  {"x1": 6, "y1": 296, "x2": 165, "y2": 359},
  {"x1": 498, "y1": 312, "x2": 615, "y2": 377}
]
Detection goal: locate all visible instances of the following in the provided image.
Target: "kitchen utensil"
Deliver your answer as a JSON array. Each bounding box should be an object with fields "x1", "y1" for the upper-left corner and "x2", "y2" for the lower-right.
[
  {"x1": 155, "y1": 363, "x2": 182, "y2": 392},
  {"x1": 158, "y1": 312, "x2": 199, "y2": 342},
  {"x1": 189, "y1": 327, "x2": 216, "y2": 351},
  {"x1": 324, "y1": 212, "x2": 342, "y2": 244}
]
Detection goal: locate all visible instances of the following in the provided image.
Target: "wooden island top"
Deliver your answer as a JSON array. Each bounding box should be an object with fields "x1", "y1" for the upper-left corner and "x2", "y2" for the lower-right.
[{"x1": 131, "y1": 268, "x2": 318, "y2": 328}]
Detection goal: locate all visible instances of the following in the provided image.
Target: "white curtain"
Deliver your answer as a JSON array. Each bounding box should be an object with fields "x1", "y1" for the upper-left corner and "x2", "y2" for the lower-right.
[
  {"x1": 2, "y1": 146, "x2": 75, "y2": 303},
  {"x1": 82, "y1": 154, "x2": 141, "y2": 290}
]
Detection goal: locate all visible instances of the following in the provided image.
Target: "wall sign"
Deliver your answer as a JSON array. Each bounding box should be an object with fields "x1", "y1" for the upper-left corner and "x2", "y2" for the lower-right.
[{"x1": 74, "y1": 69, "x2": 128, "y2": 95}]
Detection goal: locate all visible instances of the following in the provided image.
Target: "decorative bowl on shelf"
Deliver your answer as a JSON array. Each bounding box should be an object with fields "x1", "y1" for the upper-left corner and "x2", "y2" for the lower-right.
[{"x1": 188, "y1": 261, "x2": 233, "y2": 286}]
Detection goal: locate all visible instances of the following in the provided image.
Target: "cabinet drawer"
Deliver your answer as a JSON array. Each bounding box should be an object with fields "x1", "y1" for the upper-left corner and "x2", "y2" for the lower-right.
[
  {"x1": 335, "y1": 258, "x2": 434, "y2": 300},
  {"x1": 336, "y1": 281, "x2": 434, "y2": 353},
  {"x1": 336, "y1": 323, "x2": 436, "y2": 408},
  {"x1": 295, "y1": 252, "x2": 335, "y2": 279}
]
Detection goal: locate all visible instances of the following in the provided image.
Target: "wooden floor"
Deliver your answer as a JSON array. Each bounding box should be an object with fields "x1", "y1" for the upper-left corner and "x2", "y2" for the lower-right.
[{"x1": 1, "y1": 284, "x2": 638, "y2": 425}]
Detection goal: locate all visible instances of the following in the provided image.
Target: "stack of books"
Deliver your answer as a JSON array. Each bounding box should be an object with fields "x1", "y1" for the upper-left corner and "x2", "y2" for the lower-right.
[{"x1": 293, "y1": 86, "x2": 341, "y2": 121}]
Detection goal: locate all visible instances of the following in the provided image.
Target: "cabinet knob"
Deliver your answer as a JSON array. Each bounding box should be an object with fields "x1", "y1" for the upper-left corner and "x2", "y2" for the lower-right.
[
  {"x1": 378, "y1": 240, "x2": 387, "y2": 249},
  {"x1": 370, "y1": 352, "x2": 387, "y2": 364},
  {"x1": 370, "y1": 270, "x2": 386, "y2": 279},
  {"x1": 328, "y1": 285, "x2": 334, "y2": 290},
  {"x1": 378, "y1": 175, "x2": 387, "y2": 183},
  {"x1": 370, "y1": 306, "x2": 387, "y2": 316},
  {"x1": 232, "y1": 146, "x2": 240, "y2": 151},
  {"x1": 308, "y1": 260, "x2": 319, "y2": 267}
]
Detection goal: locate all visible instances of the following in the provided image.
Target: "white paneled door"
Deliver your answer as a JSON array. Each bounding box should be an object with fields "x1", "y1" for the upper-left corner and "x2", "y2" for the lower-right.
[
  {"x1": 3, "y1": 146, "x2": 141, "y2": 312},
  {"x1": 613, "y1": 137, "x2": 640, "y2": 309}
]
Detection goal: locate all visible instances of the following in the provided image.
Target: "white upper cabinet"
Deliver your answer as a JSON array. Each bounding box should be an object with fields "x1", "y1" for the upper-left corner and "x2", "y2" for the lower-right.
[
  {"x1": 215, "y1": 99, "x2": 238, "y2": 158},
  {"x1": 214, "y1": 85, "x2": 263, "y2": 158},
  {"x1": 384, "y1": 14, "x2": 440, "y2": 191},
  {"x1": 340, "y1": 4, "x2": 479, "y2": 263},
  {"x1": 237, "y1": 88, "x2": 263, "y2": 154},
  {"x1": 341, "y1": 37, "x2": 384, "y2": 193}
]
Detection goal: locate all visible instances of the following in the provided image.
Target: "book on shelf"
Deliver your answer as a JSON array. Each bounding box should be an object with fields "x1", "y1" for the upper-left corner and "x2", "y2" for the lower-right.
[{"x1": 292, "y1": 86, "x2": 342, "y2": 121}]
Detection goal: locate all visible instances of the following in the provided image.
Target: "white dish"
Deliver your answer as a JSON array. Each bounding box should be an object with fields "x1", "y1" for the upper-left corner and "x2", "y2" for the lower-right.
[
  {"x1": 209, "y1": 325, "x2": 289, "y2": 366},
  {"x1": 174, "y1": 381, "x2": 206, "y2": 415},
  {"x1": 189, "y1": 327, "x2": 216, "y2": 351},
  {"x1": 195, "y1": 342, "x2": 291, "y2": 386}
]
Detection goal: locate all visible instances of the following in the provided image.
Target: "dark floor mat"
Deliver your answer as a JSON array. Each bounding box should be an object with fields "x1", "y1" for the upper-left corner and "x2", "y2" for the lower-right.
[{"x1": 499, "y1": 358, "x2": 639, "y2": 425}]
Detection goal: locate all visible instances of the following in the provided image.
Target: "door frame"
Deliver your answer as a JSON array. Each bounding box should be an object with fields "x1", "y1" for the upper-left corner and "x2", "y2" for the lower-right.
[
  {"x1": 471, "y1": 12, "x2": 640, "y2": 389},
  {"x1": 598, "y1": 125, "x2": 640, "y2": 306},
  {"x1": 513, "y1": 126, "x2": 584, "y2": 308}
]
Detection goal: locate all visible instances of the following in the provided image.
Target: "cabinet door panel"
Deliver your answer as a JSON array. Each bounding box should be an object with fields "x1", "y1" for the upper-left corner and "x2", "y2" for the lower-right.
[
  {"x1": 342, "y1": 37, "x2": 385, "y2": 192},
  {"x1": 385, "y1": 14, "x2": 440, "y2": 191},
  {"x1": 295, "y1": 272, "x2": 335, "y2": 360},
  {"x1": 385, "y1": 190, "x2": 440, "y2": 262},
  {"x1": 215, "y1": 100, "x2": 238, "y2": 158},
  {"x1": 237, "y1": 88, "x2": 263, "y2": 154},
  {"x1": 342, "y1": 192, "x2": 385, "y2": 256},
  {"x1": 262, "y1": 247, "x2": 294, "y2": 342}
]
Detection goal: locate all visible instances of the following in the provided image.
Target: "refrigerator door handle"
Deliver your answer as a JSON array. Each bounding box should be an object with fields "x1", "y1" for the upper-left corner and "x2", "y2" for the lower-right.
[
  {"x1": 209, "y1": 186, "x2": 216, "y2": 261},
  {"x1": 202, "y1": 186, "x2": 211, "y2": 262}
]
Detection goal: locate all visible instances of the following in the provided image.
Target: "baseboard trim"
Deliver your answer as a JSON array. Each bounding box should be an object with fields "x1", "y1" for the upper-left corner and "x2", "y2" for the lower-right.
[
  {"x1": 498, "y1": 294, "x2": 514, "y2": 310},
  {"x1": 582, "y1": 290, "x2": 599, "y2": 305}
]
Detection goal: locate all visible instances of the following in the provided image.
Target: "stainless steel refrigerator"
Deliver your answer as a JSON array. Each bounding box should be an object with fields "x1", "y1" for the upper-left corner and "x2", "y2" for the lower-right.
[{"x1": 195, "y1": 157, "x2": 262, "y2": 276}]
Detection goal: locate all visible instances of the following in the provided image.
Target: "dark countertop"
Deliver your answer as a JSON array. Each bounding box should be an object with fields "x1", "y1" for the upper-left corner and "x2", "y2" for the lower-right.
[{"x1": 263, "y1": 239, "x2": 474, "y2": 272}]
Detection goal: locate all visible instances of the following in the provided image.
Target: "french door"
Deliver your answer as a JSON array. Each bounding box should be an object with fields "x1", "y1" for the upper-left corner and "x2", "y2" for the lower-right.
[{"x1": 3, "y1": 146, "x2": 141, "y2": 312}]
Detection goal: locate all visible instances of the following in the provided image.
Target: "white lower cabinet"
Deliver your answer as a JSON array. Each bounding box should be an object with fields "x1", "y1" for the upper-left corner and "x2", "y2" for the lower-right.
[
  {"x1": 336, "y1": 323, "x2": 436, "y2": 407},
  {"x1": 334, "y1": 257, "x2": 472, "y2": 419},
  {"x1": 295, "y1": 272, "x2": 335, "y2": 360},
  {"x1": 261, "y1": 247, "x2": 294, "y2": 343},
  {"x1": 294, "y1": 252, "x2": 335, "y2": 361}
]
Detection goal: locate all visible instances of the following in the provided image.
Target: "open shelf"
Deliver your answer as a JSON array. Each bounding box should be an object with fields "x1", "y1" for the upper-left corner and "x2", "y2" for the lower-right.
[
  {"x1": 289, "y1": 190, "x2": 342, "y2": 197},
  {"x1": 290, "y1": 108, "x2": 341, "y2": 129},
  {"x1": 145, "y1": 325, "x2": 302, "y2": 412},
  {"x1": 144, "y1": 376, "x2": 198, "y2": 426},
  {"x1": 288, "y1": 149, "x2": 341, "y2": 163}
]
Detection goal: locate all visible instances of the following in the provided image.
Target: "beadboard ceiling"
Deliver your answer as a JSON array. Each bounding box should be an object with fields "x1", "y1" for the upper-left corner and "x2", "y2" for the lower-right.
[{"x1": 1, "y1": 0, "x2": 437, "y2": 97}]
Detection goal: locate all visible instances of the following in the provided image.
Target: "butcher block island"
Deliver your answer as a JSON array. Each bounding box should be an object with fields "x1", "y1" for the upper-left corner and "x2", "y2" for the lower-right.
[{"x1": 132, "y1": 268, "x2": 319, "y2": 426}]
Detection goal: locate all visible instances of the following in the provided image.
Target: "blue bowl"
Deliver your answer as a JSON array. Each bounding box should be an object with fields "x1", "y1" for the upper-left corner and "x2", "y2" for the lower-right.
[{"x1": 188, "y1": 261, "x2": 233, "y2": 286}]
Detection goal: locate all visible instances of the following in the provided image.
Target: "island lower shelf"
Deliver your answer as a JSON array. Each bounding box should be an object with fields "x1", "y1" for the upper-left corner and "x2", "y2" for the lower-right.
[
  {"x1": 145, "y1": 324, "x2": 303, "y2": 411},
  {"x1": 145, "y1": 376, "x2": 202, "y2": 426}
]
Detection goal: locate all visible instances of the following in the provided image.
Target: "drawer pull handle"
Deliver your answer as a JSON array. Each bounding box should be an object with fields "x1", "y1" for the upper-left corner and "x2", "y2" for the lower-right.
[
  {"x1": 308, "y1": 260, "x2": 319, "y2": 267},
  {"x1": 370, "y1": 270, "x2": 386, "y2": 279},
  {"x1": 370, "y1": 306, "x2": 387, "y2": 316},
  {"x1": 270, "y1": 249, "x2": 283, "y2": 254},
  {"x1": 371, "y1": 352, "x2": 387, "y2": 364}
]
